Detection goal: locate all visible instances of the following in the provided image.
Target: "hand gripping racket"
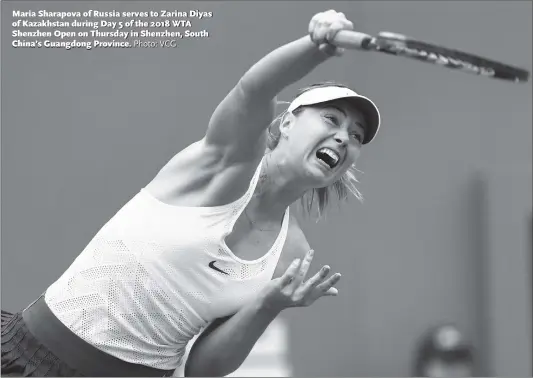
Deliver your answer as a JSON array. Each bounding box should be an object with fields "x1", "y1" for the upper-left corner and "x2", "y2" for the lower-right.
[{"x1": 332, "y1": 30, "x2": 529, "y2": 83}]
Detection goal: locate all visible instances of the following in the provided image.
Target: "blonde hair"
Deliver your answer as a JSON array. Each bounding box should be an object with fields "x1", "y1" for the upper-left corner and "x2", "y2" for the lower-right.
[{"x1": 266, "y1": 82, "x2": 364, "y2": 221}]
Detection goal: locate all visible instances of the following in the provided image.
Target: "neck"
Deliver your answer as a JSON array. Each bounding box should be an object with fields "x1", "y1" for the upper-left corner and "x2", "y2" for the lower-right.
[{"x1": 250, "y1": 151, "x2": 308, "y2": 222}]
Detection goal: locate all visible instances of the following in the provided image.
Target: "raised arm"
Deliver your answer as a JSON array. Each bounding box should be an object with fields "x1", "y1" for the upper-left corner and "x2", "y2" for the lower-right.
[{"x1": 204, "y1": 10, "x2": 354, "y2": 161}]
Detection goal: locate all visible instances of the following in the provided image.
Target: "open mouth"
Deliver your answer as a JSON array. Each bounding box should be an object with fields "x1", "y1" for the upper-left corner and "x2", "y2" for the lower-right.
[{"x1": 316, "y1": 148, "x2": 341, "y2": 169}]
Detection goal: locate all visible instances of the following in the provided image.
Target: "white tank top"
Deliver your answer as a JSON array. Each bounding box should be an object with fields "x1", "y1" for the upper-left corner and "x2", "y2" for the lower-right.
[{"x1": 44, "y1": 158, "x2": 290, "y2": 370}]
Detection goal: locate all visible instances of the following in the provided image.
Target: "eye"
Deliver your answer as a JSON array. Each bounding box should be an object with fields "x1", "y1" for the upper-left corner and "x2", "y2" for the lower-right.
[
  {"x1": 350, "y1": 132, "x2": 363, "y2": 143},
  {"x1": 324, "y1": 114, "x2": 339, "y2": 125}
]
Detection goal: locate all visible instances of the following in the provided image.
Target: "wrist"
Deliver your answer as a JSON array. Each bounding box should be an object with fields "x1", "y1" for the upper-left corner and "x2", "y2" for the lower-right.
[
  {"x1": 302, "y1": 35, "x2": 334, "y2": 58},
  {"x1": 256, "y1": 292, "x2": 284, "y2": 318}
]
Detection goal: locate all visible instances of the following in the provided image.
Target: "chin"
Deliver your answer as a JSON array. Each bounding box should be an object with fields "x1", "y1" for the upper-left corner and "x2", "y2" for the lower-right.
[{"x1": 310, "y1": 171, "x2": 341, "y2": 189}]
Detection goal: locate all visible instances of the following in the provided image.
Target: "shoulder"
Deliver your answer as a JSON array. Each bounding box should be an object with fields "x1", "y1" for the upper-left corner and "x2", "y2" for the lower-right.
[{"x1": 146, "y1": 139, "x2": 264, "y2": 207}]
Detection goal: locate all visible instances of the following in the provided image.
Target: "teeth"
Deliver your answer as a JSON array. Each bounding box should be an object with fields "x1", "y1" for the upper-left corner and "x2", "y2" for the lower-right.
[{"x1": 318, "y1": 148, "x2": 339, "y2": 164}]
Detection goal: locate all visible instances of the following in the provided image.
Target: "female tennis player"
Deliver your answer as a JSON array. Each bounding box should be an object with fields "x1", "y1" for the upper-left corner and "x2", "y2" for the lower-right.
[{"x1": 1, "y1": 9, "x2": 381, "y2": 377}]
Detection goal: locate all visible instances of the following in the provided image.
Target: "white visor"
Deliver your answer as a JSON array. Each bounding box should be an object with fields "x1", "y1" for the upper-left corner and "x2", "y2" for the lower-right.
[{"x1": 287, "y1": 86, "x2": 381, "y2": 144}]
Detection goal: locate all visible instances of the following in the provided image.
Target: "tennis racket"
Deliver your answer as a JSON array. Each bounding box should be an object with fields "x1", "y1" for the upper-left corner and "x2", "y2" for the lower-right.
[{"x1": 332, "y1": 30, "x2": 529, "y2": 83}]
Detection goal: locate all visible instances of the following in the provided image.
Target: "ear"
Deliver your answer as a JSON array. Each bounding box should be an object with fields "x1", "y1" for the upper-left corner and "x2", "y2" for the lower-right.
[{"x1": 279, "y1": 112, "x2": 296, "y2": 138}]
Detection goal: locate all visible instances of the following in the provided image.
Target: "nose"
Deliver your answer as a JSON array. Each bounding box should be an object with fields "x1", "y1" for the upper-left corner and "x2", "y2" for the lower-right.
[{"x1": 334, "y1": 130, "x2": 349, "y2": 146}]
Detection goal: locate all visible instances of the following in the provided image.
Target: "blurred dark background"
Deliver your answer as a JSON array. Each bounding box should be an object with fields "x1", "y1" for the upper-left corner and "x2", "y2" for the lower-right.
[{"x1": 2, "y1": 1, "x2": 531, "y2": 376}]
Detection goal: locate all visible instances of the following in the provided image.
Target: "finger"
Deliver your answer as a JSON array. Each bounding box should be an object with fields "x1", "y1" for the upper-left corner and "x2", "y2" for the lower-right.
[
  {"x1": 313, "y1": 24, "x2": 330, "y2": 45},
  {"x1": 325, "y1": 20, "x2": 345, "y2": 43},
  {"x1": 318, "y1": 43, "x2": 338, "y2": 57},
  {"x1": 308, "y1": 22, "x2": 317, "y2": 41},
  {"x1": 308, "y1": 12, "x2": 324, "y2": 42},
  {"x1": 323, "y1": 10, "x2": 341, "y2": 26},
  {"x1": 316, "y1": 272, "x2": 342, "y2": 292},
  {"x1": 323, "y1": 287, "x2": 339, "y2": 296},
  {"x1": 333, "y1": 47, "x2": 345, "y2": 57},
  {"x1": 290, "y1": 249, "x2": 314, "y2": 288},
  {"x1": 311, "y1": 12, "x2": 324, "y2": 23},
  {"x1": 278, "y1": 259, "x2": 301, "y2": 288},
  {"x1": 342, "y1": 19, "x2": 354, "y2": 30},
  {"x1": 308, "y1": 13, "x2": 321, "y2": 37},
  {"x1": 334, "y1": 11, "x2": 353, "y2": 28},
  {"x1": 297, "y1": 265, "x2": 330, "y2": 296}
]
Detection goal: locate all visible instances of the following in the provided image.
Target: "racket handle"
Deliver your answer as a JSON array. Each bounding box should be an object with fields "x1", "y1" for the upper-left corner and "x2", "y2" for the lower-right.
[{"x1": 332, "y1": 30, "x2": 374, "y2": 50}]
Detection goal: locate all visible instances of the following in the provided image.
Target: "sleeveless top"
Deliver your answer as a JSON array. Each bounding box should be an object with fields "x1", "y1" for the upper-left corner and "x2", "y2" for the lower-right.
[{"x1": 44, "y1": 158, "x2": 290, "y2": 370}]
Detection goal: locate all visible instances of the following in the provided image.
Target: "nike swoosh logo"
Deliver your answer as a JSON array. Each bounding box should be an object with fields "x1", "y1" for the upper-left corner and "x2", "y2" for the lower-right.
[{"x1": 208, "y1": 260, "x2": 229, "y2": 275}]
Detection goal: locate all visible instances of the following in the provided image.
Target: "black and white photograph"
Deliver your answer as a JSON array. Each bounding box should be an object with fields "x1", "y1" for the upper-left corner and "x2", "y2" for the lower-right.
[{"x1": 1, "y1": 1, "x2": 531, "y2": 376}]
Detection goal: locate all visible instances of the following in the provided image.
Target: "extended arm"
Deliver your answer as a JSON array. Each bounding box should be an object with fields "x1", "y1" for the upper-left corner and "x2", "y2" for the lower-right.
[
  {"x1": 204, "y1": 37, "x2": 328, "y2": 157},
  {"x1": 204, "y1": 10, "x2": 353, "y2": 160}
]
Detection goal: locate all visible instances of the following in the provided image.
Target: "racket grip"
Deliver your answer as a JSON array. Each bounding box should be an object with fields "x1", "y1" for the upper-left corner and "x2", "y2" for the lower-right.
[{"x1": 332, "y1": 30, "x2": 373, "y2": 50}]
